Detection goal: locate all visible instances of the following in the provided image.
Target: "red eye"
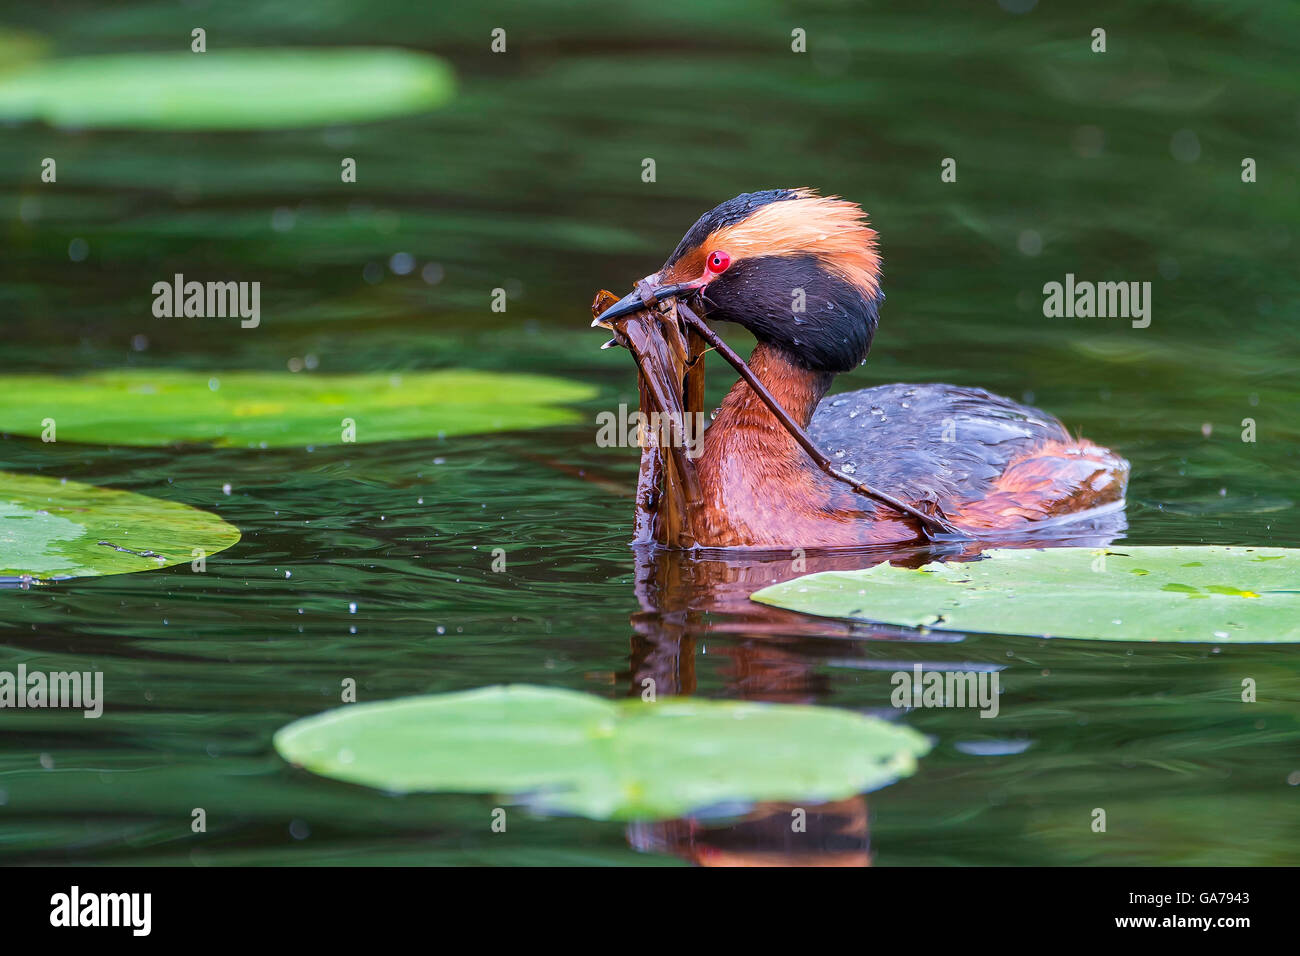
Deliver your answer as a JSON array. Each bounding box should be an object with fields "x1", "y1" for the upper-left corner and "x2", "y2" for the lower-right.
[{"x1": 706, "y1": 250, "x2": 731, "y2": 274}]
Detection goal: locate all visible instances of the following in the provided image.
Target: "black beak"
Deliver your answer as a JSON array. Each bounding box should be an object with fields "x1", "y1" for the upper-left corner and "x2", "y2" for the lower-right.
[
  {"x1": 589, "y1": 288, "x2": 646, "y2": 326},
  {"x1": 590, "y1": 283, "x2": 701, "y2": 327}
]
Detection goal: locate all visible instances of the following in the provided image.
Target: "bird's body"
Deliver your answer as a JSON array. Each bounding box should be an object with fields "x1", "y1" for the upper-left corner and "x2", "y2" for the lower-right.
[
  {"x1": 808, "y1": 382, "x2": 1126, "y2": 533},
  {"x1": 692, "y1": 344, "x2": 1126, "y2": 547},
  {"x1": 594, "y1": 188, "x2": 1129, "y2": 549}
]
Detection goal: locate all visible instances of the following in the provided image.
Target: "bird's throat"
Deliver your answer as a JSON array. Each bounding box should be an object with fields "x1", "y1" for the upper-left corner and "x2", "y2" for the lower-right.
[
  {"x1": 712, "y1": 343, "x2": 834, "y2": 432},
  {"x1": 687, "y1": 343, "x2": 846, "y2": 547}
]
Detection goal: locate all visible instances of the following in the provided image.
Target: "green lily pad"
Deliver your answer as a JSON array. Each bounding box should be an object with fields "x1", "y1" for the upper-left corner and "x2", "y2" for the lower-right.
[
  {"x1": 751, "y1": 546, "x2": 1300, "y2": 643},
  {"x1": 0, "y1": 48, "x2": 453, "y2": 130},
  {"x1": 1, "y1": 471, "x2": 240, "y2": 582},
  {"x1": 273, "y1": 685, "x2": 931, "y2": 821},
  {"x1": 0, "y1": 369, "x2": 595, "y2": 447}
]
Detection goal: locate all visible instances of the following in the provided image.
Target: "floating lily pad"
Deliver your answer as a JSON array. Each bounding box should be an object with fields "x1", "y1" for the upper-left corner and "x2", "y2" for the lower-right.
[
  {"x1": 0, "y1": 48, "x2": 453, "y2": 130},
  {"x1": 273, "y1": 685, "x2": 931, "y2": 821},
  {"x1": 0, "y1": 369, "x2": 595, "y2": 447},
  {"x1": 751, "y1": 546, "x2": 1300, "y2": 643},
  {"x1": 1, "y1": 471, "x2": 240, "y2": 582}
]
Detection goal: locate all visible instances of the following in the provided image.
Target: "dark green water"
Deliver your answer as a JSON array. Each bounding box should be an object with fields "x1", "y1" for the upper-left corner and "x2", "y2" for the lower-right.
[{"x1": 1, "y1": 2, "x2": 1296, "y2": 864}]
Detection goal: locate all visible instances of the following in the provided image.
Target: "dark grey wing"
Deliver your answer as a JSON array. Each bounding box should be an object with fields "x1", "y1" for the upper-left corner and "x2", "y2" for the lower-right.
[{"x1": 807, "y1": 383, "x2": 1072, "y2": 505}]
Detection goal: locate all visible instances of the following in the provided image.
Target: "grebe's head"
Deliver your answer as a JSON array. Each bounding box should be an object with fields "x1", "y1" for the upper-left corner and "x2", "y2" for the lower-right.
[{"x1": 596, "y1": 188, "x2": 883, "y2": 373}]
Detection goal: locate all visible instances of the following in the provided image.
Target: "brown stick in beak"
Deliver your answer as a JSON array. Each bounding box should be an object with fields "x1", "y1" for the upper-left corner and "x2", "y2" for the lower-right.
[{"x1": 592, "y1": 290, "x2": 705, "y2": 548}]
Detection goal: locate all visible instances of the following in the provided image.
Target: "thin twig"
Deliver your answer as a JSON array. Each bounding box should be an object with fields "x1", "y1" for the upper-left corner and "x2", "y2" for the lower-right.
[{"x1": 675, "y1": 300, "x2": 975, "y2": 540}]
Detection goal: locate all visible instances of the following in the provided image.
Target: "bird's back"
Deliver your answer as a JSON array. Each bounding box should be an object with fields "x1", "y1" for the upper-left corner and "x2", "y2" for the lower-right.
[{"x1": 809, "y1": 383, "x2": 1128, "y2": 529}]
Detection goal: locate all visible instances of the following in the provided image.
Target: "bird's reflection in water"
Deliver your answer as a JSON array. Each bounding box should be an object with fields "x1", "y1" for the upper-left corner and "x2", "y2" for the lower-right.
[
  {"x1": 620, "y1": 519, "x2": 1124, "y2": 866},
  {"x1": 628, "y1": 797, "x2": 871, "y2": 867},
  {"x1": 622, "y1": 543, "x2": 937, "y2": 867}
]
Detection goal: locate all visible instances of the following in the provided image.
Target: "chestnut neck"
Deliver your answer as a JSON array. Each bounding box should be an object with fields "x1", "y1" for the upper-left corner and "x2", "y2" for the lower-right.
[{"x1": 712, "y1": 343, "x2": 834, "y2": 435}]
